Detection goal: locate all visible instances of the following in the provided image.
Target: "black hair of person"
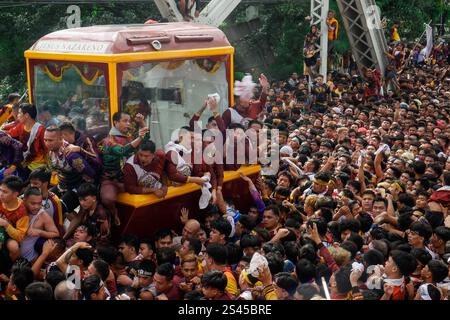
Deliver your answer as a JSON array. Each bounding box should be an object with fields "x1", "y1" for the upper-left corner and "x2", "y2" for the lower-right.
[
  {"x1": 25, "y1": 282, "x2": 53, "y2": 300},
  {"x1": 155, "y1": 262, "x2": 175, "y2": 281},
  {"x1": 295, "y1": 258, "x2": 316, "y2": 283},
  {"x1": 201, "y1": 270, "x2": 227, "y2": 292},
  {"x1": 23, "y1": 186, "x2": 42, "y2": 198},
  {"x1": 357, "y1": 213, "x2": 374, "y2": 233},
  {"x1": 410, "y1": 221, "x2": 433, "y2": 241},
  {"x1": 183, "y1": 237, "x2": 202, "y2": 255},
  {"x1": 77, "y1": 183, "x2": 98, "y2": 199},
  {"x1": 138, "y1": 140, "x2": 156, "y2": 153},
  {"x1": 91, "y1": 260, "x2": 110, "y2": 282},
  {"x1": 338, "y1": 218, "x2": 361, "y2": 234},
  {"x1": 45, "y1": 269, "x2": 66, "y2": 292},
  {"x1": 81, "y1": 275, "x2": 103, "y2": 300},
  {"x1": 363, "y1": 249, "x2": 385, "y2": 267},
  {"x1": 266, "y1": 252, "x2": 284, "y2": 275},
  {"x1": 390, "y1": 250, "x2": 417, "y2": 276},
  {"x1": 410, "y1": 248, "x2": 432, "y2": 266},
  {"x1": 296, "y1": 283, "x2": 319, "y2": 300},
  {"x1": 29, "y1": 168, "x2": 52, "y2": 184},
  {"x1": 120, "y1": 234, "x2": 140, "y2": 253},
  {"x1": 156, "y1": 247, "x2": 177, "y2": 265},
  {"x1": 225, "y1": 243, "x2": 243, "y2": 265},
  {"x1": 283, "y1": 241, "x2": 299, "y2": 263},
  {"x1": 210, "y1": 217, "x2": 232, "y2": 240},
  {"x1": 427, "y1": 260, "x2": 449, "y2": 283},
  {"x1": 240, "y1": 234, "x2": 261, "y2": 249},
  {"x1": 112, "y1": 111, "x2": 129, "y2": 123},
  {"x1": 96, "y1": 245, "x2": 118, "y2": 265},
  {"x1": 340, "y1": 240, "x2": 358, "y2": 260},
  {"x1": 262, "y1": 241, "x2": 285, "y2": 256},
  {"x1": 206, "y1": 243, "x2": 228, "y2": 265},
  {"x1": 299, "y1": 244, "x2": 317, "y2": 263},
  {"x1": 10, "y1": 265, "x2": 34, "y2": 294},
  {"x1": 19, "y1": 103, "x2": 38, "y2": 120},
  {"x1": 274, "y1": 272, "x2": 298, "y2": 296},
  {"x1": 434, "y1": 226, "x2": 450, "y2": 242},
  {"x1": 75, "y1": 248, "x2": 94, "y2": 268},
  {"x1": 1, "y1": 175, "x2": 24, "y2": 193},
  {"x1": 397, "y1": 193, "x2": 415, "y2": 208}
]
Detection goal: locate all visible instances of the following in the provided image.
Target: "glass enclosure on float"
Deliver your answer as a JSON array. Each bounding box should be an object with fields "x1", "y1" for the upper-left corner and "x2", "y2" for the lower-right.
[
  {"x1": 118, "y1": 57, "x2": 229, "y2": 147},
  {"x1": 31, "y1": 61, "x2": 110, "y2": 140},
  {"x1": 25, "y1": 23, "x2": 234, "y2": 148}
]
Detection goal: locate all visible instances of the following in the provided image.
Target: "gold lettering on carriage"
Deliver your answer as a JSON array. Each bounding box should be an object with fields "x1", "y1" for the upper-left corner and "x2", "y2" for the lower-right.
[{"x1": 34, "y1": 40, "x2": 110, "y2": 54}]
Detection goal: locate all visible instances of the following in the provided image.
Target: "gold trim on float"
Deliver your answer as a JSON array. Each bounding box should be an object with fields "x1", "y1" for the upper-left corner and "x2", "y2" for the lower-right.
[
  {"x1": 24, "y1": 47, "x2": 235, "y2": 63},
  {"x1": 116, "y1": 165, "x2": 261, "y2": 208}
]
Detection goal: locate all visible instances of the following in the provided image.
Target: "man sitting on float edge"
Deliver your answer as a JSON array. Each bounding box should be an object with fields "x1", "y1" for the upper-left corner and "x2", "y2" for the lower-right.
[
  {"x1": 100, "y1": 111, "x2": 149, "y2": 226},
  {"x1": 123, "y1": 140, "x2": 168, "y2": 197},
  {"x1": 44, "y1": 126, "x2": 96, "y2": 215}
]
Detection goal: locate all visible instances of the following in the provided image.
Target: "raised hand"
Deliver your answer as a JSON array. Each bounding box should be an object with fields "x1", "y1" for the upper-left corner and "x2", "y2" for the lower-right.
[
  {"x1": 239, "y1": 173, "x2": 252, "y2": 183},
  {"x1": 64, "y1": 144, "x2": 81, "y2": 157},
  {"x1": 258, "y1": 265, "x2": 272, "y2": 286},
  {"x1": 75, "y1": 241, "x2": 92, "y2": 250},
  {"x1": 209, "y1": 96, "x2": 219, "y2": 112},
  {"x1": 180, "y1": 207, "x2": 189, "y2": 224},
  {"x1": 42, "y1": 239, "x2": 57, "y2": 255},
  {"x1": 259, "y1": 74, "x2": 270, "y2": 92},
  {"x1": 350, "y1": 268, "x2": 364, "y2": 286},
  {"x1": 276, "y1": 228, "x2": 290, "y2": 239},
  {"x1": 306, "y1": 223, "x2": 322, "y2": 245},
  {"x1": 138, "y1": 127, "x2": 150, "y2": 138},
  {"x1": 135, "y1": 113, "x2": 146, "y2": 127}
]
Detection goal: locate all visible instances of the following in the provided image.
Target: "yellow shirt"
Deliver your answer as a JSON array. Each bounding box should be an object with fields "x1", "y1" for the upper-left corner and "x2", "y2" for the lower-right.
[
  {"x1": 392, "y1": 27, "x2": 400, "y2": 41},
  {"x1": 0, "y1": 104, "x2": 13, "y2": 126},
  {"x1": 224, "y1": 269, "x2": 239, "y2": 297},
  {"x1": 327, "y1": 18, "x2": 339, "y2": 41}
]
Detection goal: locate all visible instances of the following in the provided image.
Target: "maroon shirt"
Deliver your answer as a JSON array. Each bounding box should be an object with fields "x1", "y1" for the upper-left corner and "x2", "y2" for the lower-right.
[
  {"x1": 224, "y1": 138, "x2": 251, "y2": 171},
  {"x1": 222, "y1": 92, "x2": 267, "y2": 128},
  {"x1": 163, "y1": 282, "x2": 182, "y2": 300},
  {"x1": 189, "y1": 113, "x2": 226, "y2": 139},
  {"x1": 165, "y1": 150, "x2": 190, "y2": 184},
  {"x1": 122, "y1": 150, "x2": 165, "y2": 194}
]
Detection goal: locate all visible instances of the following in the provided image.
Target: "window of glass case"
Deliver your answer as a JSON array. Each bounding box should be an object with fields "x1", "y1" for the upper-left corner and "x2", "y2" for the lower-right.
[
  {"x1": 32, "y1": 61, "x2": 110, "y2": 141},
  {"x1": 118, "y1": 57, "x2": 229, "y2": 148}
]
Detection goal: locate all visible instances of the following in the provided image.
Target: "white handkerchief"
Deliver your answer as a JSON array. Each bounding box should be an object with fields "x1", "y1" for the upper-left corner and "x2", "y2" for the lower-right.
[
  {"x1": 199, "y1": 175, "x2": 212, "y2": 209},
  {"x1": 247, "y1": 252, "x2": 269, "y2": 278}
]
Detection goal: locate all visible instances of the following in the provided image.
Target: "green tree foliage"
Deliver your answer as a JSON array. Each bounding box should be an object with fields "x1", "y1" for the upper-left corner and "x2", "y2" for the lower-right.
[
  {"x1": 0, "y1": 3, "x2": 159, "y2": 101},
  {"x1": 0, "y1": 1, "x2": 446, "y2": 100},
  {"x1": 376, "y1": 0, "x2": 448, "y2": 40},
  {"x1": 229, "y1": 0, "x2": 446, "y2": 79},
  {"x1": 252, "y1": 1, "x2": 310, "y2": 79}
]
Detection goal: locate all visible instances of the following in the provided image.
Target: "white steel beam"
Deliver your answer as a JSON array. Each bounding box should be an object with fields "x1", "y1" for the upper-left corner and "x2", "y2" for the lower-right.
[
  {"x1": 154, "y1": 0, "x2": 242, "y2": 27},
  {"x1": 336, "y1": 0, "x2": 388, "y2": 75},
  {"x1": 310, "y1": 0, "x2": 329, "y2": 80},
  {"x1": 196, "y1": 0, "x2": 242, "y2": 27}
]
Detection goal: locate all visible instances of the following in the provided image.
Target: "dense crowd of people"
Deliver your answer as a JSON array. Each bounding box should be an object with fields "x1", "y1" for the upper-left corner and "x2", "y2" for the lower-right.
[{"x1": 0, "y1": 23, "x2": 449, "y2": 301}]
